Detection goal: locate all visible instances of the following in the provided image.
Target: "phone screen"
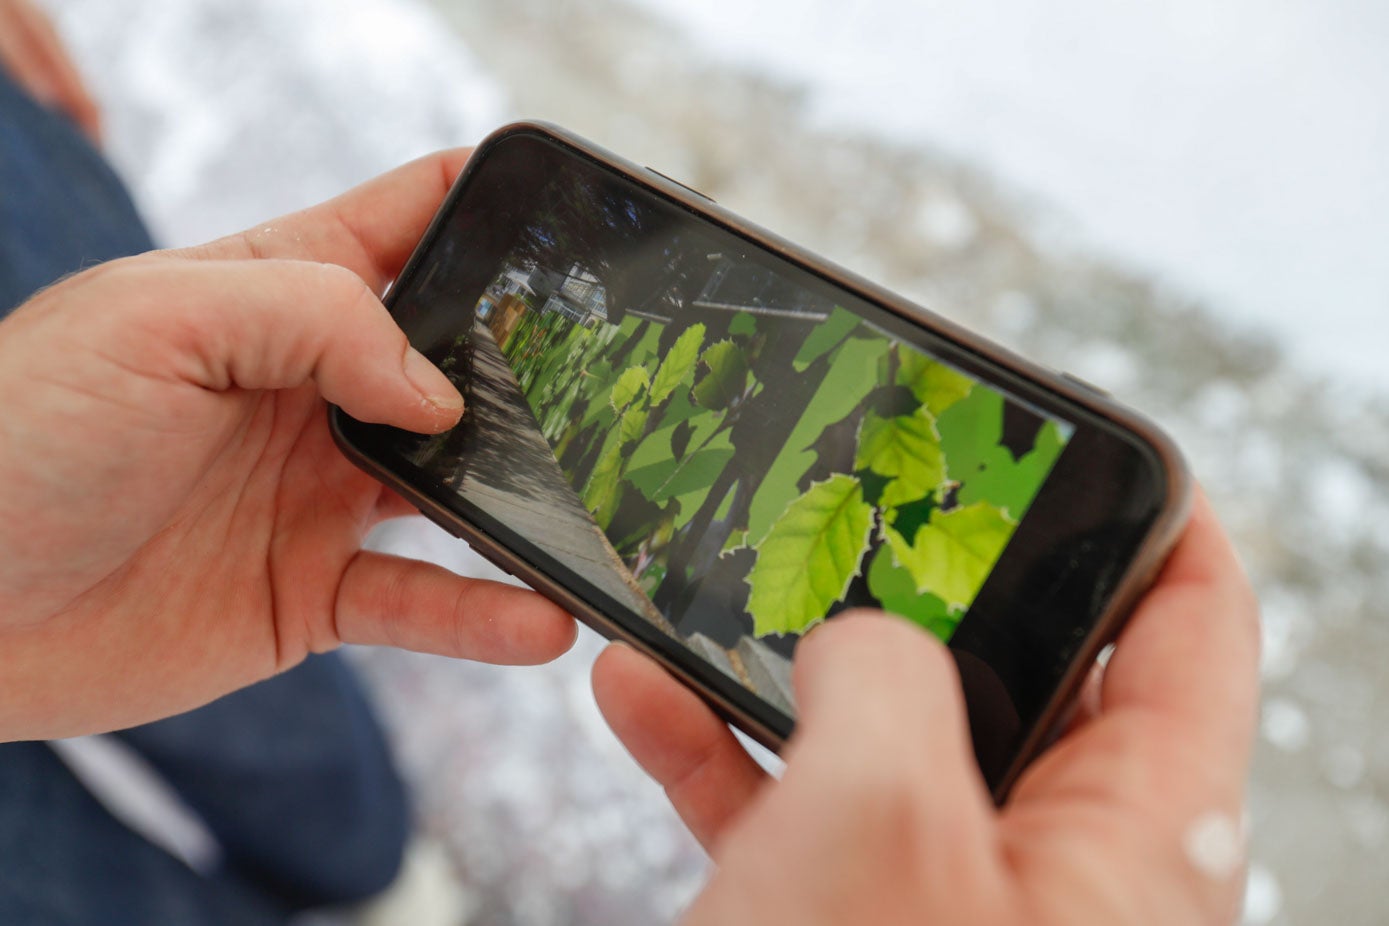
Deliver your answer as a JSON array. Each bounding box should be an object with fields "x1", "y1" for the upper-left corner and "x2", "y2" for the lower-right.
[{"x1": 337, "y1": 127, "x2": 1174, "y2": 787}]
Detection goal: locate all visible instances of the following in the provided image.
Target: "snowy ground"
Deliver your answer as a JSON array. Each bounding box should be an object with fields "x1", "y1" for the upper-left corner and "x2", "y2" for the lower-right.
[
  {"x1": 40, "y1": 0, "x2": 1389, "y2": 923},
  {"x1": 629, "y1": 0, "x2": 1389, "y2": 395}
]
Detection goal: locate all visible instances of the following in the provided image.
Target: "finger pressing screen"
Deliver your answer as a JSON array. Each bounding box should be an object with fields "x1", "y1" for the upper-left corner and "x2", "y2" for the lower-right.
[{"x1": 785, "y1": 612, "x2": 996, "y2": 848}]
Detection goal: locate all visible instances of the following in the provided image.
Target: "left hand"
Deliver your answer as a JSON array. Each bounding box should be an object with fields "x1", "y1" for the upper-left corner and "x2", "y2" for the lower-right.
[
  {"x1": 0, "y1": 0, "x2": 102, "y2": 142},
  {"x1": 0, "y1": 150, "x2": 576, "y2": 741}
]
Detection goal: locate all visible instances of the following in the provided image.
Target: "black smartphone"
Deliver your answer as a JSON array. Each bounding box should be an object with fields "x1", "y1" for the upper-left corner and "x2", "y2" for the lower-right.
[{"x1": 331, "y1": 122, "x2": 1191, "y2": 799}]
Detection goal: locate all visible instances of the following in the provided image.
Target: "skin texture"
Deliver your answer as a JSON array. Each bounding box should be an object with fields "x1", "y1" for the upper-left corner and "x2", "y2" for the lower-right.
[
  {"x1": 0, "y1": 0, "x2": 102, "y2": 142},
  {"x1": 0, "y1": 149, "x2": 577, "y2": 741},
  {"x1": 593, "y1": 494, "x2": 1260, "y2": 925}
]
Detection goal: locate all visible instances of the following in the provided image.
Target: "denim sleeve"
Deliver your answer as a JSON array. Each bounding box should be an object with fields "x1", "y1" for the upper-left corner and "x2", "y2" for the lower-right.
[{"x1": 0, "y1": 65, "x2": 155, "y2": 318}]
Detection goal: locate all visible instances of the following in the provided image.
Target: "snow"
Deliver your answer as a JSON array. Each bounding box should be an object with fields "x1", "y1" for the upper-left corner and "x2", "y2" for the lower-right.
[
  {"x1": 1261, "y1": 697, "x2": 1312, "y2": 753},
  {"x1": 50, "y1": 0, "x2": 505, "y2": 246},
  {"x1": 1244, "y1": 863, "x2": 1284, "y2": 924},
  {"x1": 628, "y1": 0, "x2": 1389, "y2": 394}
]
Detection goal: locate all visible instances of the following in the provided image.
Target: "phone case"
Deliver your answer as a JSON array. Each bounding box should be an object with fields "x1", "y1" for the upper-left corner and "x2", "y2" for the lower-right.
[{"x1": 332, "y1": 121, "x2": 1193, "y2": 800}]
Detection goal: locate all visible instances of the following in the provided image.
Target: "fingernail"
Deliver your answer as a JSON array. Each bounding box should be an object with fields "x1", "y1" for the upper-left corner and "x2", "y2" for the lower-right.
[{"x1": 403, "y1": 348, "x2": 464, "y2": 412}]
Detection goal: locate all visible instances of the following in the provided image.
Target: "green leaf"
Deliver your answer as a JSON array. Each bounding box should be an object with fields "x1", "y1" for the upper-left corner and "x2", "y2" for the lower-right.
[
  {"x1": 745, "y1": 474, "x2": 874, "y2": 636},
  {"x1": 746, "y1": 336, "x2": 891, "y2": 545},
  {"x1": 681, "y1": 407, "x2": 727, "y2": 454},
  {"x1": 965, "y1": 419, "x2": 1066, "y2": 519},
  {"x1": 580, "y1": 405, "x2": 647, "y2": 523},
  {"x1": 623, "y1": 408, "x2": 727, "y2": 503},
  {"x1": 884, "y1": 502, "x2": 1016, "y2": 611},
  {"x1": 937, "y1": 390, "x2": 1069, "y2": 519},
  {"x1": 650, "y1": 323, "x2": 706, "y2": 404},
  {"x1": 792, "y1": 306, "x2": 860, "y2": 373},
  {"x1": 540, "y1": 393, "x2": 578, "y2": 443},
  {"x1": 691, "y1": 340, "x2": 749, "y2": 410},
  {"x1": 626, "y1": 425, "x2": 676, "y2": 473},
  {"x1": 623, "y1": 456, "x2": 678, "y2": 503},
  {"x1": 629, "y1": 318, "x2": 664, "y2": 364},
  {"x1": 580, "y1": 400, "x2": 617, "y2": 436},
  {"x1": 663, "y1": 446, "x2": 733, "y2": 497},
  {"x1": 671, "y1": 485, "x2": 714, "y2": 531},
  {"x1": 580, "y1": 428, "x2": 624, "y2": 517},
  {"x1": 653, "y1": 388, "x2": 704, "y2": 431},
  {"x1": 618, "y1": 405, "x2": 648, "y2": 444},
  {"x1": 728, "y1": 311, "x2": 758, "y2": 336},
  {"x1": 672, "y1": 482, "x2": 739, "y2": 534},
  {"x1": 896, "y1": 349, "x2": 975, "y2": 417},
  {"x1": 577, "y1": 360, "x2": 620, "y2": 429},
  {"x1": 853, "y1": 408, "x2": 946, "y2": 507},
  {"x1": 610, "y1": 366, "x2": 651, "y2": 412},
  {"x1": 865, "y1": 546, "x2": 956, "y2": 640}
]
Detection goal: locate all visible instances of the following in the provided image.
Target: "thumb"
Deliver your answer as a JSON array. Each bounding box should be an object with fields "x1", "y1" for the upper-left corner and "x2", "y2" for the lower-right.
[
  {"x1": 105, "y1": 257, "x2": 463, "y2": 432},
  {"x1": 788, "y1": 611, "x2": 995, "y2": 838}
]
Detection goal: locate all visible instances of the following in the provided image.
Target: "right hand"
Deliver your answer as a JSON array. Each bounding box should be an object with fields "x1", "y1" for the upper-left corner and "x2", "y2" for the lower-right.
[
  {"x1": 0, "y1": 0, "x2": 102, "y2": 142},
  {"x1": 594, "y1": 494, "x2": 1261, "y2": 925}
]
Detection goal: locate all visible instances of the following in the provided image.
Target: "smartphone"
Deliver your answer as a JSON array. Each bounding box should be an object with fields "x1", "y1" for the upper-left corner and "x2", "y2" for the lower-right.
[{"x1": 331, "y1": 122, "x2": 1190, "y2": 799}]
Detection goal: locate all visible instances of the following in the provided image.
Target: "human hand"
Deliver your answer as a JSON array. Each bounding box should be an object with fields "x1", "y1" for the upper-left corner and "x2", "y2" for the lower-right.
[
  {"x1": 593, "y1": 494, "x2": 1259, "y2": 925},
  {"x1": 0, "y1": 150, "x2": 576, "y2": 741},
  {"x1": 0, "y1": 0, "x2": 101, "y2": 142}
]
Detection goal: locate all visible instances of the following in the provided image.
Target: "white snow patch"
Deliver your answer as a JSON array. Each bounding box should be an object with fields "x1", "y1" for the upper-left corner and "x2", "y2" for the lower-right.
[
  {"x1": 1307, "y1": 456, "x2": 1378, "y2": 536},
  {"x1": 915, "y1": 194, "x2": 978, "y2": 249},
  {"x1": 1242, "y1": 862, "x2": 1282, "y2": 924},
  {"x1": 1256, "y1": 590, "x2": 1313, "y2": 682},
  {"x1": 1066, "y1": 340, "x2": 1138, "y2": 393},
  {"x1": 49, "y1": 0, "x2": 507, "y2": 246},
  {"x1": 1260, "y1": 697, "x2": 1310, "y2": 753}
]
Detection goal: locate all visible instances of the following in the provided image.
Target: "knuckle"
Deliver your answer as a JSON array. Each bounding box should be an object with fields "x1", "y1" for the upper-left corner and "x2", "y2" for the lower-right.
[
  {"x1": 308, "y1": 261, "x2": 370, "y2": 304},
  {"x1": 315, "y1": 263, "x2": 391, "y2": 327}
]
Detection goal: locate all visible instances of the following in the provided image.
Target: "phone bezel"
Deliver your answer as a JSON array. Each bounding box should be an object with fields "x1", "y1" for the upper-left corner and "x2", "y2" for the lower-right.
[{"x1": 331, "y1": 121, "x2": 1192, "y2": 800}]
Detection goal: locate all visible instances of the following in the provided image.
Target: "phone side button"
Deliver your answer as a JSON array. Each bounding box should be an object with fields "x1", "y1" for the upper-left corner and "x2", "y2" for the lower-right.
[
  {"x1": 645, "y1": 166, "x2": 716, "y2": 203},
  {"x1": 418, "y1": 507, "x2": 461, "y2": 538},
  {"x1": 1061, "y1": 371, "x2": 1111, "y2": 398},
  {"x1": 476, "y1": 549, "x2": 517, "y2": 579},
  {"x1": 417, "y1": 508, "x2": 516, "y2": 577}
]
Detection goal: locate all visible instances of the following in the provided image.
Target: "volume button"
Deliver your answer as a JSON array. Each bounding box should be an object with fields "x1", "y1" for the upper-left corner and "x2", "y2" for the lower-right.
[
  {"x1": 418, "y1": 507, "x2": 461, "y2": 537},
  {"x1": 1061, "y1": 371, "x2": 1110, "y2": 398},
  {"x1": 476, "y1": 549, "x2": 517, "y2": 578},
  {"x1": 645, "y1": 166, "x2": 716, "y2": 202}
]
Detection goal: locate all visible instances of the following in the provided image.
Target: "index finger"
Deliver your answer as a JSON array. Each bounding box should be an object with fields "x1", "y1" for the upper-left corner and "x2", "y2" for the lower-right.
[{"x1": 172, "y1": 148, "x2": 472, "y2": 293}]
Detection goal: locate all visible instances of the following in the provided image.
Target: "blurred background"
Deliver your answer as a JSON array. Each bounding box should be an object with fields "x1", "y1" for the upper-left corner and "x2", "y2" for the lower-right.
[{"x1": 42, "y1": 0, "x2": 1387, "y2": 922}]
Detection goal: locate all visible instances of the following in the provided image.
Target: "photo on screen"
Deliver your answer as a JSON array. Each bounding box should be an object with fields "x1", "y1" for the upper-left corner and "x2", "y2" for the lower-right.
[{"x1": 390, "y1": 155, "x2": 1072, "y2": 715}]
